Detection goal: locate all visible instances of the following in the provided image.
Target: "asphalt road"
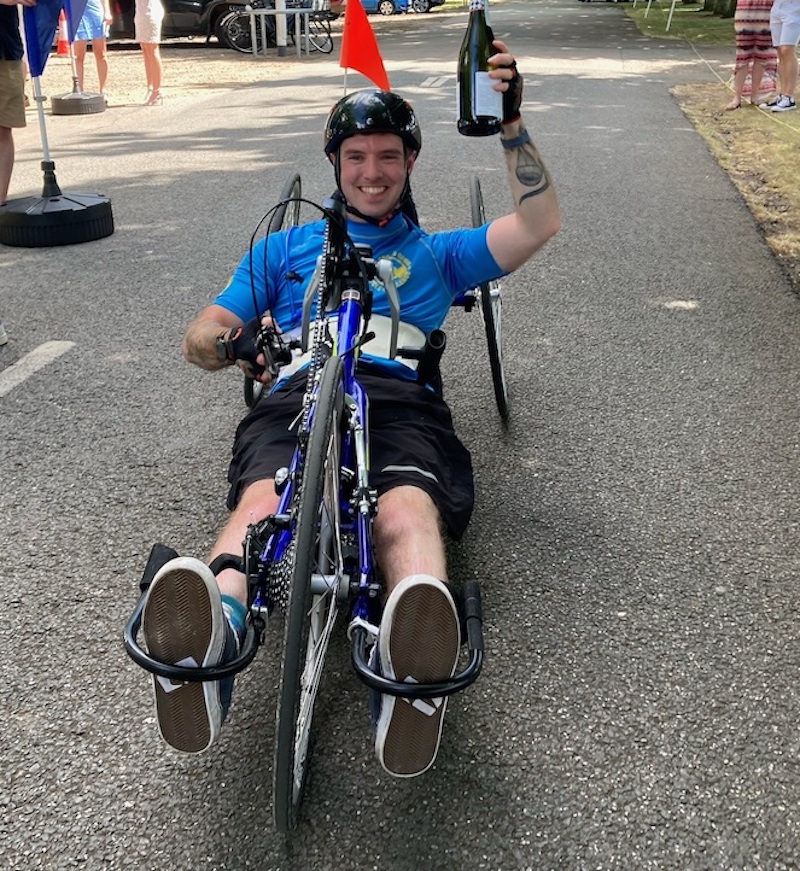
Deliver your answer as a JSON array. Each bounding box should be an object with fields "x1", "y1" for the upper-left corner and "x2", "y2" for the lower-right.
[{"x1": 3, "y1": 1, "x2": 800, "y2": 868}]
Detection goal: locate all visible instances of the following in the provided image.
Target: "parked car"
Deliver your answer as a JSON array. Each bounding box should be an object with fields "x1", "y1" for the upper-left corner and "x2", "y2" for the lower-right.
[
  {"x1": 409, "y1": 0, "x2": 444, "y2": 11},
  {"x1": 361, "y1": 0, "x2": 407, "y2": 14},
  {"x1": 108, "y1": 0, "x2": 343, "y2": 45}
]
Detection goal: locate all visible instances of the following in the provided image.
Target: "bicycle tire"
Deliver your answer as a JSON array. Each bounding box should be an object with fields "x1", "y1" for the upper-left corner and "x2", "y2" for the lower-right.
[
  {"x1": 307, "y1": 16, "x2": 333, "y2": 54},
  {"x1": 470, "y1": 175, "x2": 509, "y2": 422},
  {"x1": 244, "y1": 173, "x2": 303, "y2": 409},
  {"x1": 273, "y1": 355, "x2": 345, "y2": 832},
  {"x1": 217, "y1": 11, "x2": 261, "y2": 54}
]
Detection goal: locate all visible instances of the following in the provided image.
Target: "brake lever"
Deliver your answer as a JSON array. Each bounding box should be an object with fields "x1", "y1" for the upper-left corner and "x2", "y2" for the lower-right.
[{"x1": 256, "y1": 324, "x2": 293, "y2": 377}]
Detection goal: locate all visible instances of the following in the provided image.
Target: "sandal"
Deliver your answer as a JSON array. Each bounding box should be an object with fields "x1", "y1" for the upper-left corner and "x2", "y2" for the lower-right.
[{"x1": 725, "y1": 97, "x2": 742, "y2": 111}]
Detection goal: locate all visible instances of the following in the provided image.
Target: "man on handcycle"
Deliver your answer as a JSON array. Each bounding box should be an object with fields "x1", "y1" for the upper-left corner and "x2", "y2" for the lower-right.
[{"x1": 139, "y1": 40, "x2": 560, "y2": 777}]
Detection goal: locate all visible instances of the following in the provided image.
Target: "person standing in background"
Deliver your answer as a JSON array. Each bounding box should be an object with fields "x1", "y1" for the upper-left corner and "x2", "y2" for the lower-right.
[
  {"x1": 73, "y1": 0, "x2": 112, "y2": 98},
  {"x1": 764, "y1": 0, "x2": 800, "y2": 110},
  {"x1": 0, "y1": 0, "x2": 35, "y2": 206},
  {"x1": 725, "y1": 0, "x2": 776, "y2": 109},
  {"x1": 1, "y1": 0, "x2": 34, "y2": 347},
  {"x1": 135, "y1": 0, "x2": 164, "y2": 105}
]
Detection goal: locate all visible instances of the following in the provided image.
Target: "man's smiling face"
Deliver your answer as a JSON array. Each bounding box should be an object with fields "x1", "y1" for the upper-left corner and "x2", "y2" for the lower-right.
[{"x1": 336, "y1": 132, "x2": 417, "y2": 221}]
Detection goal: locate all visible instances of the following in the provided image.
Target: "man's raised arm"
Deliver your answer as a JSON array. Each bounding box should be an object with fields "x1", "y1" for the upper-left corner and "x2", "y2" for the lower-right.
[{"x1": 484, "y1": 40, "x2": 561, "y2": 273}]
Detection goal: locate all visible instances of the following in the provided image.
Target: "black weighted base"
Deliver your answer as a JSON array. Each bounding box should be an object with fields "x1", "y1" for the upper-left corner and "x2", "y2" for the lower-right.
[
  {"x1": 50, "y1": 90, "x2": 106, "y2": 116},
  {"x1": 0, "y1": 192, "x2": 114, "y2": 248}
]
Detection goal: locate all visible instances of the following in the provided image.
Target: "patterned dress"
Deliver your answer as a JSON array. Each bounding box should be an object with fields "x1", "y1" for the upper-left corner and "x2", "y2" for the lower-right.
[{"x1": 735, "y1": 0, "x2": 777, "y2": 72}]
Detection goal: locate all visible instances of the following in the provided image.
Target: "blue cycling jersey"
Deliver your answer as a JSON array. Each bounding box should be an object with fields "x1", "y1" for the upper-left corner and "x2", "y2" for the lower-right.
[{"x1": 213, "y1": 211, "x2": 506, "y2": 381}]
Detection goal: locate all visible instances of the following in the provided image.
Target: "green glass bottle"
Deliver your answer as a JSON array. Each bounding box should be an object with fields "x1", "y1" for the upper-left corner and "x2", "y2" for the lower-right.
[{"x1": 457, "y1": 0, "x2": 503, "y2": 137}]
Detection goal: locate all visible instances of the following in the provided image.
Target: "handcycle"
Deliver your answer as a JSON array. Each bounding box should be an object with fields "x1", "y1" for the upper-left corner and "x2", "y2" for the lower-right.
[
  {"x1": 123, "y1": 176, "x2": 503, "y2": 832},
  {"x1": 218, "y1": 0, "x2": 335, "y2": 55}
]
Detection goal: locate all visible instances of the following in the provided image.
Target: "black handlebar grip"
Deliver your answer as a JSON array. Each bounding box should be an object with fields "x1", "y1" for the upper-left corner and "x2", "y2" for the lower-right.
[
  {"x1": 461, "y1": 580, "x2": 484, "y2": 652},
  {"x1": 427, "y1": 328, "x2": 447, "y2": 353}
]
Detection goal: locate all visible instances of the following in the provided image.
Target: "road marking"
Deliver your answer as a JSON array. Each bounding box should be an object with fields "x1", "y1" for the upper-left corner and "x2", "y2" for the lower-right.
[
  {"x1": 0, "y1": 341, "x2": 75, "y2": 398},
  {"x1": 420, "y1": 76, "x2": 451, "y2": 88}
]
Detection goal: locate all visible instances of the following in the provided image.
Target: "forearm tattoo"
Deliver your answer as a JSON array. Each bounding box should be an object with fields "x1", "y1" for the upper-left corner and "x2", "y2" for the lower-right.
[{"x1": 502, "y1": 125, "x2": 551, "y2": 203}]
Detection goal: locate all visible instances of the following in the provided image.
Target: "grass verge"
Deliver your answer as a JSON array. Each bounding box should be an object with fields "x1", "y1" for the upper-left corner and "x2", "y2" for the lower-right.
[
  {"x1": 627, "y1": 4, "x2": 800, "y2": 292},
  {"x1": 626, "y1": 1, "x2": 734, "y2": 44}
]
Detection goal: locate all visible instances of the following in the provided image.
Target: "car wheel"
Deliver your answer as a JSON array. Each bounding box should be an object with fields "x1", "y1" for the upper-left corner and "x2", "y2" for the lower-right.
[
  {"x1": 378, "y1": 0, "x2": 395, "y2": 14},
  {"x1": 413, "y1": 0, "x2": 430, "y2": 10}
]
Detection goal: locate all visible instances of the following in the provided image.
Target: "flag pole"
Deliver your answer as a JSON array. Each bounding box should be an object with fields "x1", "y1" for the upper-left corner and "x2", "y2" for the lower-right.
[{"x1": 0, "y1": 3, "x2": 114, "y2": 247}]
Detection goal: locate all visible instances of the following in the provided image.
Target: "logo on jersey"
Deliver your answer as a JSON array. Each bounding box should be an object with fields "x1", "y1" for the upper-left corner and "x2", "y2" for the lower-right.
[{"x1": 372, "y1": 253, "x2": 412, "y2": 293}]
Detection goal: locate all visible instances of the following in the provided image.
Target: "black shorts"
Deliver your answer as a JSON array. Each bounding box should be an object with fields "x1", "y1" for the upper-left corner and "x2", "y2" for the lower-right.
[{"x1": 227, "y1": 365, "x2": 474, "y2": 539}]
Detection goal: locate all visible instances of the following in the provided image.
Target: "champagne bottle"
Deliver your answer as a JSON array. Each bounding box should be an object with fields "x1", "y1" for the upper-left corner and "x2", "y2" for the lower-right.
[{"x1": 457, "y1": 0, "x2": 503, "y2": 137}]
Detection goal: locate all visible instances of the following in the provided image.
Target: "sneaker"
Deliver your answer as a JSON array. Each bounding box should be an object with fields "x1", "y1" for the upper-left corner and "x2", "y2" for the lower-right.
[
  {"x1": 0, "y1": 322, "x2": 7, "y2": 346},
  {"x1": 771, "y1": 95, "x2": 796, "y2": 112},
  {"x1": 374, "y1": 575, "x2": 461, "y2": 777},
  {"x1": 142, "y1": 556, "x2": 246, "y2": 753}
]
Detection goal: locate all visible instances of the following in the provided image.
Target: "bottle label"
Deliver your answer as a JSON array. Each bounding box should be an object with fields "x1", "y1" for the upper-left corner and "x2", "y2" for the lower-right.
[{"x1": 473, "y1": 71, "x2": 503, "y2": 118}]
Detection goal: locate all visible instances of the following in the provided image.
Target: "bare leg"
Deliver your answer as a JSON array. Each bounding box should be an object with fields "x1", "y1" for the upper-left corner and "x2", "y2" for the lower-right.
[
  {"x1": 750, "y1": 60, "x2": 766, "y2": 102},
  {"x1": 208, "y1": 478, "x2": 280, "y2": 604},
  {"x1": 727, "y1": 64, "x2": 748, "y2": 109},
  {"x1": 73, "y1": 40, "x2": 87, "y2": 92},
  {"x1": 372, "y1": 485, "x2": 448, "y2": 591},
  {"x1": 777, "y1": 44, "x2": 798, "y2": 98},
  {"x1": 93, "y1": 38, "x2": 109, "y2": 94},
  {"x1": 0, "y1": 126, "x2": 13, "y2": 205},
  {"x1": 141, "y1": 43, "x2": 162, "y2": 99}
]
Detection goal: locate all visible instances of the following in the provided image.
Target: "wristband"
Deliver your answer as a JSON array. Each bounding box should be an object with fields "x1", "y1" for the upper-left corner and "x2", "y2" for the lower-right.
[
  {"x1": 215, "y1": 330, "x2": 233, "y2": 362},
  {"x1": 501, "y1": 130, "x2": 531, "y2": 151}
]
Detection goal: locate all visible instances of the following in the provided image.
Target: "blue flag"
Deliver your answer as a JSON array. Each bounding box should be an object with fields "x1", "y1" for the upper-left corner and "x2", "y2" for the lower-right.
[
  {"x1": 65, "y1": 0, "x2": 89, "y2": 42},
  {"x1": 23, "y1": 0, "x2": 61, "y2": 78},
  {"x1": 22, "y1": 0, "x2": 91, "y2": 78}
]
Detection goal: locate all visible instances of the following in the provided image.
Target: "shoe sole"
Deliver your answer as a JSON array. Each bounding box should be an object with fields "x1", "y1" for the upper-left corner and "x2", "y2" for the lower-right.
[
  {"x1": 376, "y1": 576, "x2": 460, "y2": 777},
  {"x1": 142, "y1": 559, "x2": 225, "y2": 753}
]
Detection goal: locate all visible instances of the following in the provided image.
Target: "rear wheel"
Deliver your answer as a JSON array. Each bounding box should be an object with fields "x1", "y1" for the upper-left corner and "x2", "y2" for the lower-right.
[
  {"x1": 378, "y1": 0, "x2": 395, "y2": 14},
  {"x1": 470, "y1": 175, "x2": 509, "y2": 422},
  {"x1": 244, "y1": 173, "x2": 302, "y2": 409},
  {"x1": 273, "y1": 356, "x2": 346, "y2": 832}
]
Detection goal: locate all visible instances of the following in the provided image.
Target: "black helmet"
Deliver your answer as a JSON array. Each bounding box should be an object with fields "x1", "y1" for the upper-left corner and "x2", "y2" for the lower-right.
[{"x1": 323, "y1": 90, "x2": 422, "y2": 157}]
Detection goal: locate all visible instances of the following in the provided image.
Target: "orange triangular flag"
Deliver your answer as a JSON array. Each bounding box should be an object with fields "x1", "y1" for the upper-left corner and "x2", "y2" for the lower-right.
[{"x1": 339, "y1": 0, "x2": 391, "y2": 91}]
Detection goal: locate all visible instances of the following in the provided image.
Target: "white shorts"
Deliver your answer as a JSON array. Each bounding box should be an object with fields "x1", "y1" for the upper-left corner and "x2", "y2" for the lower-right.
[{"x1": 771, "y1": 0, "x2": 800, "y2": 46}]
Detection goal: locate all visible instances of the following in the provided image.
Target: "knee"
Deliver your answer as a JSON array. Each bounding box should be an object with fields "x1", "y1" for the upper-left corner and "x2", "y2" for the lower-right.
[
  {"x1": 374, "y1": 487, "x2": 441, "y2": 545},
  {"x1": 232, "y1": 478, "x2": 280, "y2": 522}
]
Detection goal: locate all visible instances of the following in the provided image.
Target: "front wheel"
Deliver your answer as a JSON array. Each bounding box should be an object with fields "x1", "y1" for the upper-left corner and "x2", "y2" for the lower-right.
[
  {"x1": 470, "y1": 175, "x2": 509, "y2": 422},
  {"x1": 378, "y1": 0, "x2": 395, "y2": 14},
  {"x1": 412, "y1": 0, "x2": 430, "y2": 10},
  {"x1": 273, "y1": 356, "x2": 345, "y2": 832}
]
